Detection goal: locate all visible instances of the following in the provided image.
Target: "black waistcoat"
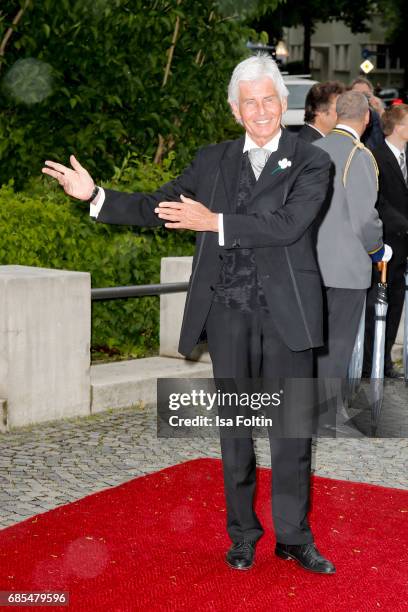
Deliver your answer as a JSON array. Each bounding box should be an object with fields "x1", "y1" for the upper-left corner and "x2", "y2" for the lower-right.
[{"x1": 213, "y1": 152, "x2": 268, "y2": 312}]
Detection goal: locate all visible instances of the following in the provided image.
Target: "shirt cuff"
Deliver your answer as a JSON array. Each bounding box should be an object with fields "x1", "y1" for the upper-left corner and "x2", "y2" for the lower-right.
[
  {"x1": 89, "y1": 187, "x2": 105, "y2": 218},
  {"x1": 382, "y1": 244, "x2": 393, "y2": 262},
  {"x1": 218, "y1": 213, "x2": 224, "y2": 246}
]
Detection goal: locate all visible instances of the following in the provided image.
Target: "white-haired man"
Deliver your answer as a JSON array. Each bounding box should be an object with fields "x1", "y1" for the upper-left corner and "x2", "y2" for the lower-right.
[{"x1": 43, "y1": 55, "x2": 335, "y2": 573}]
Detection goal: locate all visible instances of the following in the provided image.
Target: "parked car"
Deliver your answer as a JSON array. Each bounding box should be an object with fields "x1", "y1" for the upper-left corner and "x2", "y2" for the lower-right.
[
  {"x1": 282, "y1": 76, "x2": 318, "y2": 131},
  {"x1": 378, "y1": 88, "x2": 408, "y2": 107}
]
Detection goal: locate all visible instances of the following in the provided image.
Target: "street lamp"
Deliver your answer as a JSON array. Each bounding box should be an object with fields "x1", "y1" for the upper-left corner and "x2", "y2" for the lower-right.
[{"x1": 275, "y1": 40, "x2": 289, "y2": 58}]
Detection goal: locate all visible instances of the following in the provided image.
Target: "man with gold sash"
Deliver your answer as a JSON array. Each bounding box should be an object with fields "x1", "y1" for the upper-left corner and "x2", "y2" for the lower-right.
[{"x1": 314, "y1": 91, "x2": 388, "y2": 384}]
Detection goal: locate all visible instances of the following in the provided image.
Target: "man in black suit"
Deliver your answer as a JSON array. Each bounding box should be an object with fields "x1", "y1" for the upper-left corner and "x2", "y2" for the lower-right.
[
  {"x1": 298, "y1": 81, "x2": 345, "y2": 143},
  {"x1": 43, "y1": 55, "x2": 335, "y2": 573},
  {"x1": 363, "y1": 104, "x2": 408, "y2": 378},
  {"x1": 350, "y1": 77, "x2": 385, "y2": 151}
]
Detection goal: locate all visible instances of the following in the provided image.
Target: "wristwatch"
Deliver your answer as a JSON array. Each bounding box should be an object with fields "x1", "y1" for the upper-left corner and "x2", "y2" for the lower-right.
[{"x1": 86, "y1": 185, "x2": 100, "y2": 204}]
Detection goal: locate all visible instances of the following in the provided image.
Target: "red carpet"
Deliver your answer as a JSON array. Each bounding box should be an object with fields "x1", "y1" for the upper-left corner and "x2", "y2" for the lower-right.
[{"x1": 1, "y1": 458, "x2": 407, "y2": 611}]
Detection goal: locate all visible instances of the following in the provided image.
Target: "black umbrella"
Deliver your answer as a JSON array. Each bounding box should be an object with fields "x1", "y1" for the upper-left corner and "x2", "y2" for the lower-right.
[
  {"x1": 404, "y1": 258, "x2": 408, "y2": 385},
  {"x1": 370, "y1": 261, "x2": 388, "y2": 434}
]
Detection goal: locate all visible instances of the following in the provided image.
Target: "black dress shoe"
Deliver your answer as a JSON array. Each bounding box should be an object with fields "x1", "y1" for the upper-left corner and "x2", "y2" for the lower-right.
[
  {"x1": 275, "y1": 542, "x2": 336, "y2": 574},
  {"x1": 226, "y1": 541, "x2": 256, "y2": 570},
  {"x1": 384, "y1": 367, "x2": 404, "y2": 379}
]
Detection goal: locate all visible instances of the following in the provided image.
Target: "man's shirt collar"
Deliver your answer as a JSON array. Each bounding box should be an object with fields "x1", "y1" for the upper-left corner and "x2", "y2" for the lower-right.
[
  {"x1": 305, "y1": 123, "x2": 325, "y2": 137},
  {"x1": 243, "y1": 129, "x2": 282, "y2": 153},
  {"x1": 335, "y1": 123, "x2": 359, "y2": 140},
  {"x1": 385, "y1": 138, "x2": 405, "y2": 161}
]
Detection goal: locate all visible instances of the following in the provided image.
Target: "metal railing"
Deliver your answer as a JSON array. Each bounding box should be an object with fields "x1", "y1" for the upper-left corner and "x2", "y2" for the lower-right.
[{"x1": 91, "y1": 282, "x2": 189, "y2": 301}]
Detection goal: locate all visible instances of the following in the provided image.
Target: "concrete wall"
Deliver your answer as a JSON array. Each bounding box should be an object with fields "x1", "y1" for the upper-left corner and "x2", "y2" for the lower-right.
[
  {"x1": 0, "y1": 266, "x2": 91, "y2": 429},
  {"x1": 160, "y1": 257, "x2": 210, "y2": 362},
  {"x1": 0, "y1": 262, "x2": 404, "y2": 430}
]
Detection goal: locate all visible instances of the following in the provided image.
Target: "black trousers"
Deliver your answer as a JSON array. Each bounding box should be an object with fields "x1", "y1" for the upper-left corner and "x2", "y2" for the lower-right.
[
  {"x1": 205, "y1": 301, "x2": 314, "y2": 546},
  {"x1": 364, "y1": 242, "x2": 408, "y2": 374},
  {"x1": 317, "y1": 287, "x2": 366, "y2": 379},
  {"x1": 315, "y1": 287, "x2": 366, "y2": 419}
]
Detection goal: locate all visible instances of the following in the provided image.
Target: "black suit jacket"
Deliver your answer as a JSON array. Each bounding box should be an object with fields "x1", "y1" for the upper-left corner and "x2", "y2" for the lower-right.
[
  {"x1": 297, "y1": 124, "x2": 323, "y2": 144},
  {"x1": 97, "y1": 129, "x2": 331, "y2": 356},
  {"x1": 373, "y1": 143, "x2": 408, "y2": 242}
]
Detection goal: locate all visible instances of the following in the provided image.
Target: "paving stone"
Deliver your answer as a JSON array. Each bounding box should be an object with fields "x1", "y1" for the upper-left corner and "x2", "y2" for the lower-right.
[{"x1": 1, "y1": 397, "x2": 407, "y2": 530}]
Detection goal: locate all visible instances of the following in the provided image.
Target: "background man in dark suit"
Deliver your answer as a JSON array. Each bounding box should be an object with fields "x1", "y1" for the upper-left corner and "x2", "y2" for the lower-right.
[
  {"x1": 350, "y1": 77, "x2": 384, "y2": 150},
  {"x1": 43, "y1": 55, "x2": 335, "y2": 574},
  {"x1": 363, "y1": 104, "x2": 408, "y2": 378},
  {"x1": 298, "y1": 81, "x2": 345, "y2": 143}
]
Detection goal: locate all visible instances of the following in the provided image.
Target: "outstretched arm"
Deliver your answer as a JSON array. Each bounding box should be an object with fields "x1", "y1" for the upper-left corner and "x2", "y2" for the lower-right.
[{"x1": 42, "y1": 151, "x2": 218, "y2": 232}]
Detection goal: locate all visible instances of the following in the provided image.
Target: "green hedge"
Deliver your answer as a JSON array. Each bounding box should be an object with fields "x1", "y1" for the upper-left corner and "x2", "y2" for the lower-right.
[{"x1": 0, "y1": 155, "x2": 195, "y2": 360}]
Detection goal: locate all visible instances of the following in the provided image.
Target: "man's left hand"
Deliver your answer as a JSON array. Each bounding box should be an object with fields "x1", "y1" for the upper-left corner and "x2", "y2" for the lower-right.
[
  {"x1": 154, "y1": 195, "x2": 218, "y2": 232},
  {"x1": 370, "y1": 95, "x2": 385, "y2": 116}
]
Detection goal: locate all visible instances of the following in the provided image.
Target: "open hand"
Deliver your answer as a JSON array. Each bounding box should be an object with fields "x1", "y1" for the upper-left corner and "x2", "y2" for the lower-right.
[
  {"x1": 42, "y1": 155, "x2": 95, "y2": 200},
  {"x1": 154, "y1": 195, "x2": 218, "y2": 232},
  {"x1": 370, "y1": 95, "x2": 385, "y2": 116}
]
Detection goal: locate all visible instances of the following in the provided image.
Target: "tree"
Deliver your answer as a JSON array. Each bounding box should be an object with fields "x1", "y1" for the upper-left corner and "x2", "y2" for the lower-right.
[
  {"x1": 378, "y1": 0, "x2": 408, "y2": 89},
  {"x1": 0, "y1": 0, "x2": 279, "y2": 189}
]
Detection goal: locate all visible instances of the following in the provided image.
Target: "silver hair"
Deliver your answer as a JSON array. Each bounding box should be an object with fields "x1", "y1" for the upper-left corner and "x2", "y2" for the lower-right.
[
  {"x1": 336, "y1": 91, "x2": 369, "y2": 121},
  {"x1": 227, "y1": 53, "x2": 289, "y2": 105}
]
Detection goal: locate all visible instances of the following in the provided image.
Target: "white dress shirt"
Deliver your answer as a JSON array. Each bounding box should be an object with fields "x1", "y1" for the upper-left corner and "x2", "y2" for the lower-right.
[
  {"x1": 335, "y1": 123, "x2": 359, "y2": 140},
  {"x1": 89, "y1": 185, "x2": 105, "y2": 218},
  {"x1": 304, "y1": 123, "x2": 325, "y2": 137},
  {"x1": 218, "y1": 130, "x2": 282, "y2": 245},
  {"x1": 385, "y1": 138, "x2": 406, "y2": 166}
]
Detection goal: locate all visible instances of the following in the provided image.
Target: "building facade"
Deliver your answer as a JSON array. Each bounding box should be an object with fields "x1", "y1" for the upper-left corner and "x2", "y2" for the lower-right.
[{"x1": 285, "y1": 18, "x2": 403, "y2": 88}]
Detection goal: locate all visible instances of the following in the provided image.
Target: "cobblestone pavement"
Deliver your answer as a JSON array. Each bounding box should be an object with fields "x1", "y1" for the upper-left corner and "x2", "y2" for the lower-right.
[{"x1": 1, "y1": 386, "x2": 407, "y2": 530}]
